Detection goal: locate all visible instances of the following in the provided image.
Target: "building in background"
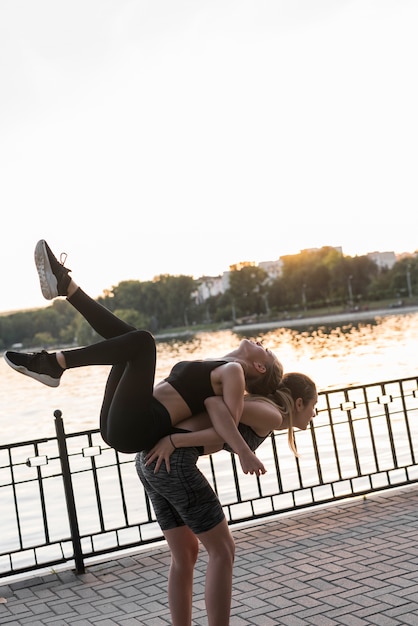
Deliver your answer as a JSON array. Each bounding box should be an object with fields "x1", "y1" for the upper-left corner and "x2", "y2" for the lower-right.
[
  {"x1": 258, "y1": 259, "x2": 284, "y2": 282},
  {"x1": 195, "y1": 249, "x2": 399, "y2": 303},
  {"x1": 366, "y1": 251, "x2": 396, "y2": 270}
]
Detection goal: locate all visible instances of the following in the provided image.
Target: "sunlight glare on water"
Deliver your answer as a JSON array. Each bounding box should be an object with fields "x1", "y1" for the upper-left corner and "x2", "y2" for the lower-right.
[{"x1": 1, "y1": 311, "x2": 417, "y2": 444}]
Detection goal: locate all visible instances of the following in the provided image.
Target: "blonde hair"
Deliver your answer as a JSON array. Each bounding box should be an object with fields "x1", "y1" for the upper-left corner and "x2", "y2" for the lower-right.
[
  {"x1": 252, "y1": 372, "x2": 317, "y2": 457},
  {"x1": 245, "y1": 356, "x2": 284, "y2": 396}
]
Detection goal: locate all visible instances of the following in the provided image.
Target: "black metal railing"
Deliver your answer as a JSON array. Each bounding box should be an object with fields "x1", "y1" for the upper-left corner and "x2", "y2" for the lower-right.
[{"x1": 1, "y1": 376, "x2": 418, "y2": 578}]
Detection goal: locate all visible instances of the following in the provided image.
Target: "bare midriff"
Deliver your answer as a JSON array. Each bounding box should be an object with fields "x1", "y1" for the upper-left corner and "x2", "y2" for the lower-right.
[{"x1": 153, "y1": 381, "x2": 193, "y2": 425}]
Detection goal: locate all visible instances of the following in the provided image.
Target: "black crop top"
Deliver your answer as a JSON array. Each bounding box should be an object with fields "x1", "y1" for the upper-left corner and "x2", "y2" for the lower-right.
[{"x1": 164, "y1": 360, "x2": 229, "y2": 414}]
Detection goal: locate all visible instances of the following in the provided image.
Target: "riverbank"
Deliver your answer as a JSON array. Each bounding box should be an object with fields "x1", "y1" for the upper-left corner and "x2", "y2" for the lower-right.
[
  {"x1": 153, "y1": 304, "x2": 418, "y2": 340},
  {"x1": 231, "y1": 304, "x2": 418, "y2": 333}
]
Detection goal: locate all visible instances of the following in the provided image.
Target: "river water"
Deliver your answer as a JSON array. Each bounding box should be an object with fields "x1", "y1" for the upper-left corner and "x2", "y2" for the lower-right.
[{"x1": 1, "y1": 309, "x2": 418, "y2": 446}]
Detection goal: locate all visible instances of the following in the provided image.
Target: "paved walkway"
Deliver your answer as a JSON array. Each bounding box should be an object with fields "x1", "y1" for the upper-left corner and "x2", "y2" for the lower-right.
[{"x1": 1, "y1": 485, "x2": 418, "y2": 625}]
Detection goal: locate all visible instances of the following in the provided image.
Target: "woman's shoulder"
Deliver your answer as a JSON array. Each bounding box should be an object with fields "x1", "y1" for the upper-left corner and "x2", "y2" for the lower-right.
[{"x1": 241, "y1": 396, "x2": 283, "y2": 434}]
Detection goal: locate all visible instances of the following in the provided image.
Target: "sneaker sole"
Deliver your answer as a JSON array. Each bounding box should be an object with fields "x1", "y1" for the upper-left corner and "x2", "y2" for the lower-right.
[
  {"x1": 34, "y1": 240, "x2": 59, "y2": 300},
  {"x1": 4, "y1": 353, "x2": 60, "y2": 388}
]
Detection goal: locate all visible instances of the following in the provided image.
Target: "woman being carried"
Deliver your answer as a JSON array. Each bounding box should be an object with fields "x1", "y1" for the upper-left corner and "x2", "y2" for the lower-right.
[{"x1": 4, "y1": 240, "x2": 284, "y2": 475}]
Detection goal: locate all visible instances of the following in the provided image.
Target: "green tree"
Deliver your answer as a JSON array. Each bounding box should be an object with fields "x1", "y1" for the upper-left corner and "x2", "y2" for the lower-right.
[
  {"x1": 114, "y1": 308, "x2": 150, "y2": 329},
  {"x1": 153, "y1": 275, "x2": 196, "y2": 327},
  {"x1": 343, "y1": 256, "x2": 379, "y2": 306},
  {"x1": 228, "y1": 266, "x2": 268, "y2": 318},
  {"x1": 105, "y1": 275, "x2": 197, "y2": 329},
  {"x1": 268, "y1": 249, "x2": 330, "y2": 310},
  {"x1": 386, "y1": 257, "x2": 418, "y2": 300},
  {"x1": 107, "y1": 281, "x2": 147, "y2": 312}
]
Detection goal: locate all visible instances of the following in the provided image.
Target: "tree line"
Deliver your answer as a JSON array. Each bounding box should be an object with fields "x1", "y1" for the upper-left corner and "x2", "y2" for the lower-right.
[{"x1": 1, "y1": 247, "x2": 417, "y2": 350}]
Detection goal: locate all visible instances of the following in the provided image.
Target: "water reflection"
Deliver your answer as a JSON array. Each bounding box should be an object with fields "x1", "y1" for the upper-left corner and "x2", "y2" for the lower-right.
[
  {"x1": 158, "y1": 311, "x2": 418, "y2": 391},
  {"x1": 1, "y1": 311, "x2": 417, "y2": 444}
]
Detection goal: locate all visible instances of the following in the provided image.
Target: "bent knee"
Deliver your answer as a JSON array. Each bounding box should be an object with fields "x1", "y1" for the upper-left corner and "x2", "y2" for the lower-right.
[
  {"x1": 212, "y1": 537, "x2": 235, "y2": 568},
  {"x1": 202, "y1": 527, "x2": 236, "y2": 564},
  {"x1": 132, "y1": 329, "x2": 155, "y2": 345},
  {"x1": 173, "y1": 543, "x2": 199, "y2": 568},
  {"x1": 225, "y1": 535, "x2": 236, "y2": 563}
]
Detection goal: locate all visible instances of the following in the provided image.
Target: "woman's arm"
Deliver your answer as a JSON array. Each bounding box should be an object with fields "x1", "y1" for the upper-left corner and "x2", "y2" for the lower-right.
[
  {"x1": 206, "y1": 362, "x2": 267, "y2": 474},
  {"x1": 145, "y1": 397, "x2": 284, "y2": 473},
  {"x1": 145, "y1": 427, "x2": 224, "y2": 473},
  {"x1": 217, "y1": 362, "x2": 246, "y2": 424},
  {"x1": 204, "y1": 396, "x2": 266, "y2": 475}
]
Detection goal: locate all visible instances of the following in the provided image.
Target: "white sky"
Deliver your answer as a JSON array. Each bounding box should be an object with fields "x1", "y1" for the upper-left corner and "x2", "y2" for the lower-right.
[{"x1": 1, "y1": 0, "x2": 417, "y2": 313}]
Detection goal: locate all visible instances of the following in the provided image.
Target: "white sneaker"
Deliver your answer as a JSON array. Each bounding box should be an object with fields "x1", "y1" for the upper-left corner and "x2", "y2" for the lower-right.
[{"x1": 34, "y1": 240, "x2": 71, "y2": 300}]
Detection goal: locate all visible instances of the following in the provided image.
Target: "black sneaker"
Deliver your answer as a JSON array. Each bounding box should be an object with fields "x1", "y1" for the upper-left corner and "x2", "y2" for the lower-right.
[
  {"x1": 4, "y1": 350, "x2": 64, "y2": 387},
  {"x1": 34, "y1": 240, "x2": 71, "y2": 300}
]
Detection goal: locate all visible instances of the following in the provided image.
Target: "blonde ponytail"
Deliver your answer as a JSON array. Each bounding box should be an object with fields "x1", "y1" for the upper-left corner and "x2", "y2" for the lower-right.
[
  {"x1": 265, "y1": 372, "x2": 317, "y2": 457},
  {"x1": 269, "y1": 384, "x2": 298, "y2": 456}
]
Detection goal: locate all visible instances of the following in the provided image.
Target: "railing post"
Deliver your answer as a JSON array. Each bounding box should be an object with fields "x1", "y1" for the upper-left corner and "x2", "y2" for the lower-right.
[{"x1": 54, "y1": 409, "x2": 85, "y2": 574}]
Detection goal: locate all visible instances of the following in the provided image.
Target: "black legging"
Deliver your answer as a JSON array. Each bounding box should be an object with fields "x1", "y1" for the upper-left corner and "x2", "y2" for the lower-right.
[{"x1": 63, "y1": 289, "x2": 173, "y2": 453}]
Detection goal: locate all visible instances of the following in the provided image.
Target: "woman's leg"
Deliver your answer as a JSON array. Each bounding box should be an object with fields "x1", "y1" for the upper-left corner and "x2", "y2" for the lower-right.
[
  {"x1": 35, "y1": 239, "x2": 135, "y2": 339},
  {"x1": 50, "y1": 245, "x2": 165, "y2": 450},
  {"x1": 60, "y1": 292, "x2": 157, "y2": 444},
  {"x1": 4, "y1": 329, "x2": 161, "y2": 451},
  {"x1": 6, "y1": 329, "x2": 161, "y2": 450},
  {"x1": 136, "y1": 452, "x2": 199, "y2": 624},
  {"x1": 165, "y1": 522, "x2": 235, "y2": 626},
  {"x1": 137, "y1": 449, "x2": 233, "y2": 624},
  {"x1": 6, "y1": 241, "x2": 170, "y2": 451},
  {"x1": 67, "y1": 287, "x2": 136, "y2": 339},
  {"x1": 77, "y1": 330, "x2": 160, "y2": 452},
  {"x1": 163, "y1": 527, "x2": 199, "y2": 626},
  {"x1": 197, "y1": 519, "x2": 235, "y2": 626},
  {"x1": 61, "y1": 328, "x2": 154, "y2": 369},
  {"x1": 66, "y1": 290, "x2": 149, "y2": 449}
]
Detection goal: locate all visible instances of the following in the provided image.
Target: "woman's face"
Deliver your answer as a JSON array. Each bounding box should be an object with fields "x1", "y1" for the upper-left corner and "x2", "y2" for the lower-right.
[
  {"x1": 293, "y1": 395, "x2": 318, "y2": 430},
  {"x1": 239, "y1": 339, "x2": 277, "y2": 368}
]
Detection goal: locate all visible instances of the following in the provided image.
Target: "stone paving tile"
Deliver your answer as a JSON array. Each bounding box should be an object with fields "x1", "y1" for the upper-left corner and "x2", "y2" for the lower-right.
[{"x1": 2, "y1": 486, "x2": 418, "y2": 624}]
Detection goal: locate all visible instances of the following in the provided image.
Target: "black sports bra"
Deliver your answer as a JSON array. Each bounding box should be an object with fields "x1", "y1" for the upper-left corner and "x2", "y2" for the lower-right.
[{"x1": 164, "y1": 359, "x2": 228, "y2": 414}]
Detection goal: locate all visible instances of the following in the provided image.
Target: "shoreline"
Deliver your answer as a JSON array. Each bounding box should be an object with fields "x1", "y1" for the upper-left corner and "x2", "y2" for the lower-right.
[
  {"x1": 231, "y1": 304, "x2": 418, "y2": 333},
  {"x1": 153, "y1": 304, "x2": 418, "y2": 340}
]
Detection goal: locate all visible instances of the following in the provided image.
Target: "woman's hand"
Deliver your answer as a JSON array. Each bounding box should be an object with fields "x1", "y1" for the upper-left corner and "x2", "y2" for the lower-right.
[
  {"x1": 145, "y1": 436, "x2": 176, "y2": 473},
  {"x1": 238, "y1": 448, "x2": 266, "y2": 476}
]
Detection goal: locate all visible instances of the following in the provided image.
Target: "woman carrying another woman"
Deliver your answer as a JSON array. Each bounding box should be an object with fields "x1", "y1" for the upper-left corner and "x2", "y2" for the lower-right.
[
  {"x1": 136, "y1": 372, "x2": 318, "y2": 626},
  {"x1": 4, "y1": 240, "x2": 284, "y2": 475}
]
